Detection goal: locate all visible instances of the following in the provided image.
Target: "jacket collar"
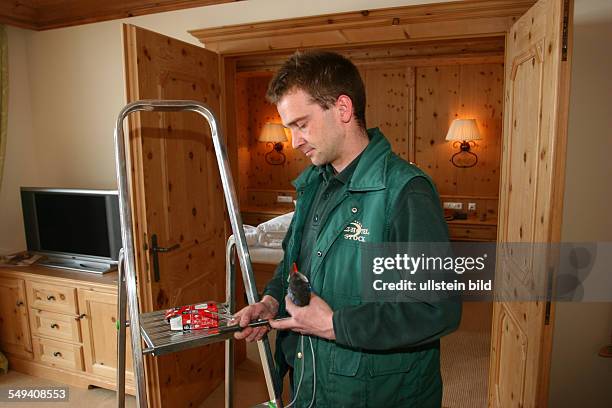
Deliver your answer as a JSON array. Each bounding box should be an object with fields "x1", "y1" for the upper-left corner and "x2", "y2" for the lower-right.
[{"x1": 292, "y1": 127, "x2": 391, "y2": 192}]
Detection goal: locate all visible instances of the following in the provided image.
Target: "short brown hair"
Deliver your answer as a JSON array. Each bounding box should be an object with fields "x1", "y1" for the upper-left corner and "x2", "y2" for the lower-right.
[{"x1": 266, "y1": 50, "x2": 366, "y2": 129}]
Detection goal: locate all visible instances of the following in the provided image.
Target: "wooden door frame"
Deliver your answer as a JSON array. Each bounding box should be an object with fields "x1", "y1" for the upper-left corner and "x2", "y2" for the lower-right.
[{"x1": 194, "y1": 1, "x2": 570, "y2": 407}]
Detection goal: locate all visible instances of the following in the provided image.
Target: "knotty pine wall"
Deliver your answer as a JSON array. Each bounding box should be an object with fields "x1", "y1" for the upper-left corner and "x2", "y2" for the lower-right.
[{"x1": 236, "y1": 61, "x2": 502, "y2": 213}]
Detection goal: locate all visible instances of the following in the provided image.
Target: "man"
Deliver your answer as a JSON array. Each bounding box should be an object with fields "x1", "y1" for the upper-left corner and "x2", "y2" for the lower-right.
[{"x1": 234, "y1": 50, "x2": 461, "y2": 407}]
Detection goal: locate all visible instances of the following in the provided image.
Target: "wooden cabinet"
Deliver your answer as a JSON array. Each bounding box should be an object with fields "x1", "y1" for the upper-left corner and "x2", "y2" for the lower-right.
[
  {"x1": 447, "y1": 220, "x2": 497, "y2": 242},
  {"x1": 28, "y1": 281, "x2": 78, "y2": 314},
  {"x1": 0, "y1": 266, "x2": 135, "y2": 395},
  {"x1": 32, "y1": 337, "x2": 84, "y2": 371},
  {"x1": 78, "y1": 289, "x2": 134, "y2": 381},
  {"x1": 0, "y1": 277, "x2": 32, "y2": 358}
]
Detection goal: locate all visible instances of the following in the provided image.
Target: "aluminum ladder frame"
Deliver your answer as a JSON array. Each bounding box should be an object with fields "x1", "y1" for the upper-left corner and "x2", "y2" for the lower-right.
[{"x1": 114, "y1": 100, "x2": 283, "y2": 408}]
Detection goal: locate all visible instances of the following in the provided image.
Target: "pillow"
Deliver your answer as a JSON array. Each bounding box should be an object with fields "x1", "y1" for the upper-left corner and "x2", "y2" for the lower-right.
[
  {"x1": 242, "y1": 224, "x2": 260, "y2": 246},
  {"x1": 257, "y1": 211, "x2": 294, "y2": 233},
  {"x1": 257, "y1": 212, "x2": 294, "y2": 248}
]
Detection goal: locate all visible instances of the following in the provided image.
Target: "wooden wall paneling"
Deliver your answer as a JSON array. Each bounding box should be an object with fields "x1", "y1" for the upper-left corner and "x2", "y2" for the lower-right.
[
  {"x1": 222, "y1": 58, "x2": 238, "y2": 202},
  {"x1": 360, "y1": 65, "x2": 415, "y2": 162},
  {"x1": 242, "y1": 75, "x2": 310, "y2": 206},
  {"x1": 415, "y1": 65, "x2": 460, "y2": 195},
  {"x1": 235, "y1": 74, "x2": 250, "y2": 206},
  {"x1": 455, "y1": 63, "x2": 503, "y2": 197},
  {"x1": 222, "y1": 60, "x2": 248, "y2": 365},
  {"x1": 245, "y1": 189, "x2": 295, "y2": 210},
  {"x1": 439, "y1": 194, "x2": 499, "y2": 222},
  {"x1": 415, "y1": 63, "x2": 503, "y2": 197}
]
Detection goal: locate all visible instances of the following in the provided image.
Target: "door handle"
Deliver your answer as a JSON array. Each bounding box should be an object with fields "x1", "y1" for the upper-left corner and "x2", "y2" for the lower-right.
[{"x1": 150, "y1": 234, "x2": 180, "y2": 282}]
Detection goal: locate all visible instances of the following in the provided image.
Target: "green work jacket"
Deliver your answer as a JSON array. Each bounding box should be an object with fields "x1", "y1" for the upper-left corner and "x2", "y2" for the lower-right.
[{"x1": 265, "y1": 128, "x2": 461, "y2": 407}]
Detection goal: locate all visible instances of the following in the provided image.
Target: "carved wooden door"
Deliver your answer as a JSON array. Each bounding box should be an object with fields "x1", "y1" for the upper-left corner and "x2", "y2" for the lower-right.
[
  {"x1": 123, "y1": 24, "x2": 226, "y2": 407},
  {"x1": 489, "y1": 0, "x2": 573, "y2": 406}
]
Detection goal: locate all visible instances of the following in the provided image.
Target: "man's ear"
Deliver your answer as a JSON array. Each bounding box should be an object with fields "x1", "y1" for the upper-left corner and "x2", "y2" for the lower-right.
[{"x1": 335, "y1": 95, "x2": 354, "y2": 124}]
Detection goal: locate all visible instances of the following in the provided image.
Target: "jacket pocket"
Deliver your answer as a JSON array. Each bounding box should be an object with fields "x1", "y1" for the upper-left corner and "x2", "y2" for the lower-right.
[
  {"x1": 329, "y1": 345, "x2": 362, "y2": 377},
  {"x1": 367, "y1": 351, "x2": 420, "y2": 377}
]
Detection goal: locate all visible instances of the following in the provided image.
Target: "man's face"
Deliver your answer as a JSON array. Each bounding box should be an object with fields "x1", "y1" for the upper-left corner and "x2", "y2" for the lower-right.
[{"x1": 276, "y1": 88, "x2": 344, "y2": 167}]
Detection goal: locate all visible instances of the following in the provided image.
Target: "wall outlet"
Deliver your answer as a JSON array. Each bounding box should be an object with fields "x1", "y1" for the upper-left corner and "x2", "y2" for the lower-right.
[
  {"x1": 443, "y1": 202, "x2": 463, "y2": 210},
  {"x1": 277, "y1": 195, "x2": 293, "y2": 203},
  {"x1": 468, "y1": 203, "x2": 477, "y2": 211}
]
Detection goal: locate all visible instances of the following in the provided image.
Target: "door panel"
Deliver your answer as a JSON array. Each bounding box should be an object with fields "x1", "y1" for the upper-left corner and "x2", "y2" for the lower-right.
[
  {"x1": 489, "y1": 0, "x2": 573, "y2": 407},
  {"x1": 123, "y1": 24, "x2": 225, "y2": 408}
]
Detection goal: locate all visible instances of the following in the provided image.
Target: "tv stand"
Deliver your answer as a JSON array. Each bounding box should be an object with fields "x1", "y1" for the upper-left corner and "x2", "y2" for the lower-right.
[{"x1": 0, "y1": 264, "x2": 134, "y2": 394}]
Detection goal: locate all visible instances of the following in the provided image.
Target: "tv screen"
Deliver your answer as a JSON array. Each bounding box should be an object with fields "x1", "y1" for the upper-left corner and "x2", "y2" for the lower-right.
[{"x1": 21, "y1": 188, "x2": 122, "y2": 263}]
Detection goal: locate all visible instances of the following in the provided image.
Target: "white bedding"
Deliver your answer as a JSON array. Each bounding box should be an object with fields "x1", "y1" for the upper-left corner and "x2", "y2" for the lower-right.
[
  {"x1": 240, "y1": 211, "x2": 292, "y2": 264},
  {"x1": 248, "y1": 246, "x2": 284, "y2": 265}
]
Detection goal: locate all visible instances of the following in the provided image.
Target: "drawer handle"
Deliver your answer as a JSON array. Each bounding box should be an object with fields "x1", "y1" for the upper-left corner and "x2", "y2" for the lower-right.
[
  {"x1": 47, "y1": 295, "x2": 56, "y2": 301},
  {"x1": 16, "y1": 301, "x2": 24, "y2": 307},
  {"x1": 50, "y1": 323, "x2": 59, "y2": 329},
  {"x1": 75, "y1": 314, "x2": 87, "y2": 320},
  {"x1": 53, "y1": 351, "x2": 62, "y2": 358}
]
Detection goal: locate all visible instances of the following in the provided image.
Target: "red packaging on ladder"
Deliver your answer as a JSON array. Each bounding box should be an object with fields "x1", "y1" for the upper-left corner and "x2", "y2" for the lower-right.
[{"x1": 165, "y1": 302, "x2": 220, "y2": 331}]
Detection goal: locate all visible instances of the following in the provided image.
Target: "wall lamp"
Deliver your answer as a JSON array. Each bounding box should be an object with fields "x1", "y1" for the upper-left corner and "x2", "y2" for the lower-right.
[
  {"x1": 258, "y1": 122, "x2": 288, "y2": 165},
  {"x1": 445, "y1": 119, "x2": 482, "y2": 168}
]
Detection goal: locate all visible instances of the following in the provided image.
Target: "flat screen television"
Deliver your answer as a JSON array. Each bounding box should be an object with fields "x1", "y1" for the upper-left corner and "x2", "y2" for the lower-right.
[{"x1": 20, "y1": 187, "x2": 122, "y2": 274}]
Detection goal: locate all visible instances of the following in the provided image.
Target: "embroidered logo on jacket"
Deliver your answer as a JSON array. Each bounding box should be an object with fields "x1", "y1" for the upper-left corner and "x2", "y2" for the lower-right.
[{"x1": 343, "y1": 221, "x2": 370, "y2": 242}]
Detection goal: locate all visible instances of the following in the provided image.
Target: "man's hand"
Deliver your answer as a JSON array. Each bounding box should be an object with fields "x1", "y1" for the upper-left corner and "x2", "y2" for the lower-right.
[
  {"x1": 232, "y1": 295, "x2": 279, "y2": 342},
  {"x1": 269, "y1": 293, "x2": 336, "y2": 340}
]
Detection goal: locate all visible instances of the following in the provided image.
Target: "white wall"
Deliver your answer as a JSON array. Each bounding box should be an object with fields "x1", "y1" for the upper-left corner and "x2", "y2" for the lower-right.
[
  {"x1": 549, "y1": 0, "x2": 612, "y2": 406},
  {"x1": 0, "y1": 0, "x2": 436, "y2": 254},
  {"x1": 0, "y1": 27, "x2": 40, "y2": 254}
]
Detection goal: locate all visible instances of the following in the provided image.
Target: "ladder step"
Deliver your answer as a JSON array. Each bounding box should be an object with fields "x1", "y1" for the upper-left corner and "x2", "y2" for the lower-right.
[{"x1": 139, "y1": 302, "x2": 234, "y2": 357}]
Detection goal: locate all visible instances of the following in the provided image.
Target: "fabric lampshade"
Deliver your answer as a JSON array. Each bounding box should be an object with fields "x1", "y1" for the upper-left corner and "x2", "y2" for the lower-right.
[
  {"x1": 258, "y1": 123, "x2": 288, "y2": 143},
  {"x1": 445, "y1": 119, "x2": 481, "y2": 142}
]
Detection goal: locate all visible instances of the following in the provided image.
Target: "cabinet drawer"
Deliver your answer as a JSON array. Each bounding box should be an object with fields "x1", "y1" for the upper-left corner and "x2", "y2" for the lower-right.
[
  {"x1": 448, "y1": 224, "x2": 497, "y2": 241},
  {"x1": 27, "y1": 281, "x2": 77, "y2": 314},
  {"x1": 32, "y1": 337, "x2": 84, "y2": 371},
  {"x1": 30, "y1": 309, "x2": 81, "y2": 343}
]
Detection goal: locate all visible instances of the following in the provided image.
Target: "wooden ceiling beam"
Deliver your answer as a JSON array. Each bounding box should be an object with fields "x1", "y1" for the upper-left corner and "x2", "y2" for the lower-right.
[
  {"x1": 0, "y1": 0, "x2": 241, "y2": 31},
  {"x1": 190, "y1": 0, "x2": 536, "y2": 56},
  {"x1": 234, "y1": 36, "x2": 506, "y2": 72},
  {"x1": 0, "y1": 1, "x2": 38, "y2": 30}
]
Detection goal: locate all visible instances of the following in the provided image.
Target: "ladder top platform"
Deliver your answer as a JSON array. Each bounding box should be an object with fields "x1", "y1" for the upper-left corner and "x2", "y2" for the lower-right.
[{"x1": 140, "y1": 302, "x2": 234, "y2": 357}]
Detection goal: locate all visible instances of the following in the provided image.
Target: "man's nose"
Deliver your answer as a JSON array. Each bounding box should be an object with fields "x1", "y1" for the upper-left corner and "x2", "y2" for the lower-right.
[{"x1": 291, "y1": 130, "x2": 304, "y2": 149}]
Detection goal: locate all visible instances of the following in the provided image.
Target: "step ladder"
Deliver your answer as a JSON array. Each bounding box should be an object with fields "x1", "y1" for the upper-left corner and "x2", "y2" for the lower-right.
[{"x1": 113, "y1": 100, "x2": 284, "y2": 408}]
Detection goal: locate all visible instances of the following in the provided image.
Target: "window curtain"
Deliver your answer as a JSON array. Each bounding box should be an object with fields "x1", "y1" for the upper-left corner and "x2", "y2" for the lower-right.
[{"x1": 0, "y1": 25, "x2": 7, "y2": 190}]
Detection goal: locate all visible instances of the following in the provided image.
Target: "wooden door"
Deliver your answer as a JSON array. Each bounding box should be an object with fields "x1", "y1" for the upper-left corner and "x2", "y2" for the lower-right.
[
  {"x1": 489, "y1": 0, "x2": 573, "y2": 407},
  {"x1": 0, "y1": 277, "x2": 32, "y2": 358},
  {"x1": 78, "y1": 289, "x2": 134, "y2": 385},
  {"x1": 123, "y1": 24, "x2": 227, "y2": 407}
]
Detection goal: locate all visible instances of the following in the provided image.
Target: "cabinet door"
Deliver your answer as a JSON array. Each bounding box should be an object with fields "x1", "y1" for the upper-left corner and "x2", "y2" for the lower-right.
[
  {"x1": 0, "y1": 277, "x2": 32, "y2": 358},
  {"x1": 77, "y1": 289, "x2": 134, "y2": 383}
]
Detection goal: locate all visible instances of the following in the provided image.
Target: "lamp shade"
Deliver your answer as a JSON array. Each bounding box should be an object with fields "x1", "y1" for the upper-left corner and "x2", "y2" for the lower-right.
[
  {"x1": 445, "y1": 119, "x2": 481, "y2": 142},
  {"x1": 258, "y1": 123, "x2": 288, "y2": 143}
]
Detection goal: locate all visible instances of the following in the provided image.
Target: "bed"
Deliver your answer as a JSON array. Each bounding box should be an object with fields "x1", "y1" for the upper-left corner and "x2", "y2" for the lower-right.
[{"x1": 242, "y1": 212, "x2": 292, "y2": 292}]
